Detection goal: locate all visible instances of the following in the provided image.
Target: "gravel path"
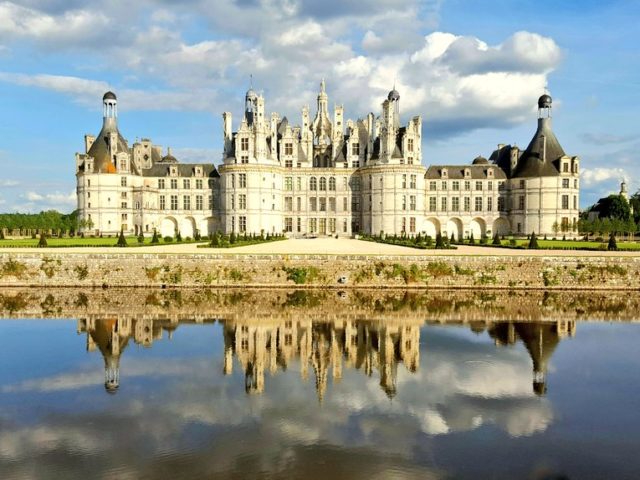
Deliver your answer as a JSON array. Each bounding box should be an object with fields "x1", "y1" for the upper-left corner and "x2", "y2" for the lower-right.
[{"x1": 2, "y1": 238, "x2": 640, "y2": 256}]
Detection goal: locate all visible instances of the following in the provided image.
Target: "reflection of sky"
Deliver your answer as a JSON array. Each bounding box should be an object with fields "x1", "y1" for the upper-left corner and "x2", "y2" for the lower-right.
[{"x1": 0, "y1": 321, "x2": 639, "y2": 479}]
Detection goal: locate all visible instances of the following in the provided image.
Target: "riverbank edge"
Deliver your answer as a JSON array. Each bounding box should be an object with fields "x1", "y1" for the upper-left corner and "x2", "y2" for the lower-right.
[{"x1": 1, "y1": 252, "x2": 638, "y2": 290}]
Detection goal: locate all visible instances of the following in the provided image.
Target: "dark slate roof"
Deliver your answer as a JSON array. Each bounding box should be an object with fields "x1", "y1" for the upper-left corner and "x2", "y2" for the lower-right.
[
  {"x1": 472, "y1": 156, "x2": 489, "y2": 165},
  {"x1": 425, "y1": 164, "x2": 507, "y2": 180},
  {"x1": 512, "y1": 118, "x2": 564, "y2": 178},
  {"x1": 277, "y1": 117, "x2": 289, "y2": 136},
  {"x1": 297, "y1": 144, "x2": 307, "y2": 162},
  {"x1": 142, "y1": 163, "x2": 219, "y2": 178},
  {"x1": 103, "y1": 91, "x2": 116, "y2": 100},
  {"x1": 489, "y1": 145, "x2": 517, "y2": 177},
  {"x1": 87, "y1": 120, "x2": 130, "y2": 174}
]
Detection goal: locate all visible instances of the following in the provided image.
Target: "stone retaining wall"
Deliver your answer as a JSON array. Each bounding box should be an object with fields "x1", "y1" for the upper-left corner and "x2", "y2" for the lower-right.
[{"x1": 0, "y1": 252, "x2": 638, "y2": 289}]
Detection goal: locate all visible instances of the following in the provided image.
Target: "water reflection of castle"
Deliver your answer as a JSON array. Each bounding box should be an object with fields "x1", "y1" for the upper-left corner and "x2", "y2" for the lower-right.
[{"x1": 77, "y1": 317, "x2": 575, "y2": 397}]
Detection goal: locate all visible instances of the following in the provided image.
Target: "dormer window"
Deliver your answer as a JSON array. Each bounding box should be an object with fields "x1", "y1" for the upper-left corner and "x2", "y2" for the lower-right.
[
  {"x1": 488, "y1": 168, "x2": 494, "y2": 178},
  {"x1": 441, "y1": 168, "x2": 448, "y2": 178},
  {"x1": 464, "y1": 169, "x2": 470, "y2": 178}
]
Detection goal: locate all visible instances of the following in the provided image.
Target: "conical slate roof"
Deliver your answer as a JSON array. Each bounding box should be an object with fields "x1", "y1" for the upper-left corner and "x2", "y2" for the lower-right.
[
  {"x1": 512, "y1": 117, "x2": 564, "y2": 178},
  {"x1": 87, "y1": 119, "x2": 129, "y2": 173}
]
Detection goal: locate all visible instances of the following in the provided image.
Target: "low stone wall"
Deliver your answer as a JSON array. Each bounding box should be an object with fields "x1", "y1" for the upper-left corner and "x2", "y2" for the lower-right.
[{"x1": 0, "y1": 252, "x2": 638, "y2": 290}]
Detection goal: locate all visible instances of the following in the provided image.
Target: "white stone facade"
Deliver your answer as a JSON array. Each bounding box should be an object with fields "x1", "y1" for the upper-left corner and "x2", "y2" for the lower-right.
[{"x1": 75, "y1": 86, "x2": 579, "y2": 238}]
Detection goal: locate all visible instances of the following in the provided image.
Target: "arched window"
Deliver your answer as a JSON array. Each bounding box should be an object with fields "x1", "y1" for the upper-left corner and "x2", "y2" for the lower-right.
[
  {"x1": 319, "y1": 177, "x2": 327, "y2": 191},
  {"x1": 310, "y1": 177, "x2": 317, "y2": 191},
  {"x1": 329, "y1": 177, "x2": 336, "y2": 191}
]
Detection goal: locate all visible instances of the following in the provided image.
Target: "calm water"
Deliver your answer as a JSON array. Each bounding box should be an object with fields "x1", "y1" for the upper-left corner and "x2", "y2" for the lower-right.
[{"x1": 1, "y1": 310, "x2": 639, "y2": 479}]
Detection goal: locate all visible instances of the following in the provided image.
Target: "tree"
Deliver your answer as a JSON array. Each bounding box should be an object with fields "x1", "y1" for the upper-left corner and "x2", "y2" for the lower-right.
[
  {"x1": 435, "y1": 233, "x2": 445, "y2": 249},
  {"x1": 598, "y1": 194, "x2": 632, "y2": 221},
  {"x1": 194, "y1": 229, "x2": 201, "y2": 241},
  {"x1": 630, "y1": 191, "x2": 640, "y2": 224},
  {"x1": 468, "y1": 232, "x2": 475, "y2": 245},
  {"x1": 38, "y1": 232, "x2": 48, "y2": 248},
  {"x1": 608, "y1": 232, "x2": 618, "y2": 251},
  {"x1": 552, "y1": 221, "x2": 560, "y2": 237},
  {"x1": 175, "y1": 230, "x2": 182, "y2": 242},
  {"x1": 528, "y1": 231, "x2": 539, "y2": 249},
  {"x1": 230, "y1": 231, "x2": 237, "y2": 244},
  {"x1": 151, "y1": 229, "x2": 159, "y2": 244},
  {"x1": 492, "y1": 233, "x2": 501, "y2": 246},
  {"x1": 137, "y1": 232, "x2": 144, "y2": 244},
  {"x1": 116, "y1": 229, "x2": 127, "y2": 247},
  {"x1": 210, "y1": 232, "x2": 220, "y2": 247},
  {"x1": 450, "y1": 233, "x2": 455, "y2": 244}
]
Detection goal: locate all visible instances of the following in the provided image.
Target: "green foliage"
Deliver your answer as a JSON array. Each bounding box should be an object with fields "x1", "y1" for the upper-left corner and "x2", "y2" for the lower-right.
[
  {"x1": 492, "y1": 233, "x2": 501, "y2": 246},
  {"x1": 425, "y1": 261, "x2": 453, "y2": 278},
  {"x1": 227, "y1": 268, "x2": 244, "y2": 281},
  {"x1": 435, "y1": 233, "x2": 445, "y2": 249},
  {"x1": 74, "y1": 264, "x2": 89, "y2": 280},
  {"x1": 116, "y1": 230, "x2": 127, "y2": 247},
  {"x1": 1, "y1": 258, "x2": 28, "y2": 278},
  {"x1": 151, "y1": 229, "x2": 159, "y2": 244},
  {"x1": 137, "y1": 232, "x2": 144, "y2": 244},
  {"x1": 175, "y1": 230, "x2": 183, "y2": 242},
  {"x1": 608, "y1": 232, "x2": 618, "y2": 251},
  {"x1": 283, "y1": 266, "x2": 320, "y2": 284},
  {"x1": 0, "y1": 210, "x2": 79, "y2": 235},
  {"x1": 210, "y1": 232, "x2": 220, "y2": 247},
  {"x1": 230, "y1": 231, "x2": 237, "y2": 244},
  {"x1": 468, "y1": 232, "x2": 475, "y2": 245},
  {"x1": 528, "y1": 231, "x2": 539, "y2": 249},
  {"x1": 164, "y1": 236, "x2": 174, "y2": 243},
  {"x1": 597, "y1": 194, "x2": 632, "y2": 221}
]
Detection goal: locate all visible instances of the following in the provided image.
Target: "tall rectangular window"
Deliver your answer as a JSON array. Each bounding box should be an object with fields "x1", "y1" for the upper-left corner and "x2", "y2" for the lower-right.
[
  {"x1": 171, "y1": 179, "x2": 178, "y2": 189},
  {"x1": 475, "y1": 197, "x2": 482, "y2": 211},
  {"x1": 285, "y1": 143, "x2": 293, "y2": 155},
  {"x1": 196, "y1": 179, "x2": 203, "y2": 190},
  {"x1": 410, "y1": 217, "x2": 416, "y2": 233},
  {"x1": 475, "y1": 181, "x2": 482, "y2": 191},
  {"x1": 285, "y1": 197, "x2": 293, "y2": 211},
  {"x1": 402, "y1": 174, "x2": 407, "y2": 189},
  {"x1": 498, "y1": 197, "x2": 505, "y2": 211},
  {"x1": 519, "y1": 196, "x2": 525, "y2": 210},
  {"x1": 238, "y1": 194, "x2": 246, "y2": 209},
  {"x1": 319, "y1": 198, "x2": 326, "y2": 212},
  {"x1": 285, "y1": 177, "x2": 293, "y2": 191},
  {"x1": 297, "y1": 197, "x2": 301, "y2": 211},
  {"x1": 429, "y1": 197, "x2": 437, "y2": 212},
  {"x1": 329, "y1": 197, "x2": 336, "y2": 212},
  {"x1": 452, "y1": 197, "x2": 459, "y2": 211},
  {"x1": 241, "y1": 138, "x2": 249, "y2": 151},
  {"x1": 158, "y1": 179, "x2": 165, "y2": 189},
  {"x1": 562, "y1": 195, "x2": 569, "y2": 209},
  {"x1": 464, "y1": 181, "x2": 471, "y2": 190},
  {"x1": 239, "y1": 174, "x2": 247, "y2": 188},
  {"x1": 487, "y1": 197, "x2": 493, "y2": 211},
  {"x1": 452, "y1": 181, "x2": 460, "y2": 191},
  {"x1": 464, "y1": 197, "x2": 470, "y2": 212},
  {"x1": 310, "y1": 198, "x2": 317, "y2": 211},
  {"x1": 410, "y1": 175, "x2": 417, "y2": 189},
  {"x1": 183, "y1": 195, "x2": 191, "y2": 210},
  {"x1": 352, "y1": 142, "x2": 360, "y2": 155},
  {"x1": 196, "y1": 195, "x2": 203, "y2": 210},
  {"x1": 441, "y1": 197, "x2": 447, "y2": 211},
  {"x1": 562, "y1": 178, "x2": 570, "y2": 188},
  {"x1": 183, "y1": 179, "x2": 190, "y2": 189},
  {"x1": 402, "y1": 195, "x2": 407, "y2": 210},
  {"x1": 170, "y1": 195, "x2": 178, "y2": 210},
  {"x1": 442, "y1": 181, "x2": 447, "y2": 190},
  {"x1": 285, "y1": 217, "x2": 293, "y2": 232},
  {"x1": 410, "y1": 195, "x2": 416, "y2": 211},
  {"x1": 121, "y1": 177, "x2": 127, "y2": 187},
  {"x1": 208, "y1": 195, "x2": 213, "y2": 209}
]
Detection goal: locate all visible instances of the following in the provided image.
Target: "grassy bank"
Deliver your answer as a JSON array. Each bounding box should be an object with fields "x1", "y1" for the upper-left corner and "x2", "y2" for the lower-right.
[{"x1": 0, "y1": 236, "x2": 205, "y2": 248}]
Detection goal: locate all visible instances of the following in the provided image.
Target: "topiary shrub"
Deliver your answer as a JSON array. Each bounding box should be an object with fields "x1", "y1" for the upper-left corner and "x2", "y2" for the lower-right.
[
  {"x1": 450, "y1": 233, "x2": 455, "y2": 244},
  {"x1": 164, "y1": 236, "x2": 174, "y2": 243},
  {"x1": 137, "y1": 232, "x2": 144, "y2": 244},
  {"x1": 38, "y1": 233, "x2": 48, "y2": 248},
  {"x1": 230, "y1": 231, "x2": 237, "y2": 244},
  {"x1": 528, "y1": 231, "x2": 539, "y2": 249},
  {"x1": 116, "y1": 229, "x2": 127, "y2": 247},
  {"x1": 608, "y1": 233, "x2": 618, "y2": 251},
  {"x1": 151, "y1": 229, "x2": 159, "y2": 244},
  {"x1": 210, "y1": 233, "x2": 220, "y2": 247},
  {"x1": 176, "y1": 230, "x2": 182, "y2": 242},
  {"x1": 469, "y1": 232, "x2": 475, "y2": 245},
  {"x1": 492, "y1": 233, "x2": 501, "y2": 246},
  {"x1": 435, "y1": 233, "x2": 445, "y2": 249},
  {"x1": 194, "y1": 229, "x2": 201, "y2": 241}
]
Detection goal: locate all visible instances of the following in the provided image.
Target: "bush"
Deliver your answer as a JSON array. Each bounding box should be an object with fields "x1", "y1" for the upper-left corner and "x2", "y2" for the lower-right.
[
  {"x1": 469, "y1": 232, "x2": 475, "y2": 245},
  {"x1": 194, "y1": 230, "x2": 201, "y2": 241},
  {"x1": 492, "y1": 233, "x2": 501, "y2": 246},
  {"x1": 38, "y1": 233, "x2": 48, "y2": 248},
  {"x1": 116, "y1": 230, "x2": 127, "y2": 247},
  {"x1": 137, "y1": 232, "x2": 144, "y2": 244},
  {"x1": 528, "y1": 231, "x2": 539, "y2": 249},
  {"x1": 164, "y1": 236, "x2": 174, "y2": 243},
  {"x1": 176, "y1": 231, "x2": 183, "y2": 242},
  {"x1": 230, "y1": 231, "x2": 237, "y2": 244},
  {"x1": 435, "y1": 233, "x2": 445, "y2": 249},
  {"x1": 608, "y1": 233, "x2": 618, "y2": 251},
  {"x1": 210, "y1": 233, "x2": 220, "y2": 247},
  {"x1": 151, "y1": 229, "x2": 159, "y2": 244}
]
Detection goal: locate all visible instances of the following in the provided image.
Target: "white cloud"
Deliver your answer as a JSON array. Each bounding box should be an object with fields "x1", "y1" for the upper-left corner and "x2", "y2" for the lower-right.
[
  {"x1": 581, "y1": 167, "x2": 627, "y2": 187},
  {"x1": 0, "y1": 179, "x2": 19, "y2": 187}
]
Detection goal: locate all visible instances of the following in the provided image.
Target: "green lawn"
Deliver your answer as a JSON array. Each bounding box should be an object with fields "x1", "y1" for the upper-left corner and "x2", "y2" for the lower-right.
[
  {"x1": 0, "y1": 236, "x2": 205, "y2": 248},
  {"x1": 471, "y1": 239, "x2": 640, "y2": 251}
]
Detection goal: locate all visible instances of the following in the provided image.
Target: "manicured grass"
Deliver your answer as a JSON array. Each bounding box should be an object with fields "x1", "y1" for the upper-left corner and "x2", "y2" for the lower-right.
[
  {"x1": 198, "y1": 236, "x2": 287, "y2": 249},
  {"x1": 462, "y1": 238, "x2": 640, "y2": 251},
  {"x1": 0, "y1": 236, "x2": 205, "y2": 248}
]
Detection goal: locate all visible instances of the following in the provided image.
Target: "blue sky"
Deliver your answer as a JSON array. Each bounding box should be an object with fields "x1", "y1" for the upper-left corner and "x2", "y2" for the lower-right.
[{"x1": 0, "y1": 0, "x2": 638, "y2": 212}]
